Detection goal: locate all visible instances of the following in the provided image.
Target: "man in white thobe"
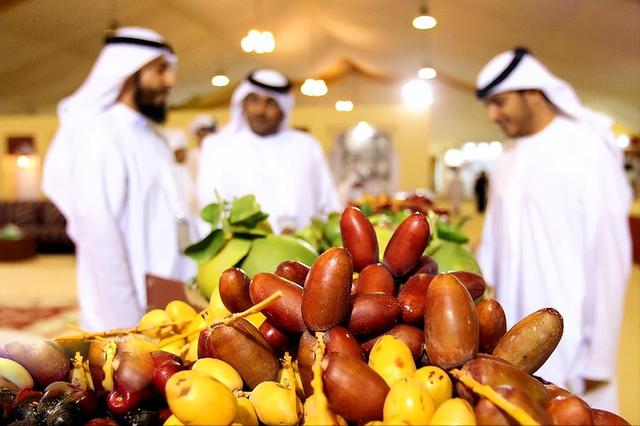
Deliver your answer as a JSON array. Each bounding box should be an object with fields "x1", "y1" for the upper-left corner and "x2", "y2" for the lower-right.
[
  {"x1": 475, "y1": 47, "x2": 632, "y2": 412},
  {"x1": 197, "y1": 69, "x2": 341, "y2": 234},
  {"x1": 42, "y1": 27, "x2": 195, "y2": 331}
]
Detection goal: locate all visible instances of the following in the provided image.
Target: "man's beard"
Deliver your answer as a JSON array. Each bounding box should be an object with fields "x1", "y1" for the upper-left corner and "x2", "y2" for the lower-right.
[{"x1": 134, "y1": 85, "x2": 168, "y2": 124}]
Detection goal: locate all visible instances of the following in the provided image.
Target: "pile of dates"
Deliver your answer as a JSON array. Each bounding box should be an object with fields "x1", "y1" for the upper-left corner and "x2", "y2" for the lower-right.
[{"x1": 0, "y1": 206, "x2": 633, "y2": 425}]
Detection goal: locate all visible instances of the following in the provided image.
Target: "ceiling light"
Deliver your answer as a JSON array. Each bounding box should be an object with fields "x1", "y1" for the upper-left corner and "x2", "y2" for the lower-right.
[
  {"x1": 413, "y1": 2, "x2": 437, "y2": 29},
  {"x1": 301, "y1": 79, "x2": 328, "y2": 96},
  {"x1": 351, "y1": 121, "x2": 375, "y2": 141},
  {"x1": 444, "y1": 149, "x2": 464, "y2": 168},
  {"x1": 402, "y1": 79, "x2": 433, "y2": 110},
  {"x1": 335, "y1": 100, "x2": 354, "y2": 112},
  {"x1": 617, "y1": 134, "x2": 630, "y2": 148},
  {"x1": 241, "y1": 29, "x2": 275, "y2": 54},
  {"x1": 418, "y1": 67, "x2": 437, "y2": 80},
  {"x1": 211, "y1": 74, "x2": 230, "y2": 87}
]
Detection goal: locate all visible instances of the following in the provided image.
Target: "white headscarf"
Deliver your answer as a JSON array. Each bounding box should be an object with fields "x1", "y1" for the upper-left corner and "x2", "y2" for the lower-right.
[
  {"x1": 43, "y1": 27, "x2": 175, "y2": 219},
  {"x1": 222, "y1": 69, "x2": 295, "y2": 135},
  {"x1": 163, "y1": 128, "x2": 189, "y2": 152},
  {"x1": 476, "y1": 48, "x2": 620, "y2": 156},
  {"x1": 189, "y1": 113, "x2": 217, "y2": 135}
]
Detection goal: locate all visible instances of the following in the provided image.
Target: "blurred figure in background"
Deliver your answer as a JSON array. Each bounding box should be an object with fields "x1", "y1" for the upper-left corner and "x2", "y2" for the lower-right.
[
  {"x1": 473, "y1": 170, "x2": 489, "y2": 213},
  {"x1": 446, "y1": 167, "x2": 465, "y2": 216},
  {"x1": 186, "y1": 113, "x2": 217, "y2": 182},
  {"x1": 42, "y1": 27, "x2": 195, "y2": 331},
  {"x1": 197, "y1": 69, "x2": 340, "y2": 234},
  {"x1": 475, "y1": 47, "x2": 632, "y2": 411},
  {"x1": 163, "y1": 128, "x2": 199, "y2": 218}
]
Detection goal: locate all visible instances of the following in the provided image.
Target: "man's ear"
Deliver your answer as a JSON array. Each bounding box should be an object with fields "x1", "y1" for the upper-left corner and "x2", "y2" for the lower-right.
[{"x1": 117, "y1": 73, "x2": 138, "y2": 103}]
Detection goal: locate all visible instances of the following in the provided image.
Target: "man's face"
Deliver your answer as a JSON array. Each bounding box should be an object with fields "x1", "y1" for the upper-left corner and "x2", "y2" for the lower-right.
[
  {"x1": 134, "y1": 56, "x2": 176, "y2": 123},
  {"x1": 243, "y1": 92, "x2": 284, "y2": 136},
  {"x1": 484, "y1": 91, "x2": 534, "y2": 138}
]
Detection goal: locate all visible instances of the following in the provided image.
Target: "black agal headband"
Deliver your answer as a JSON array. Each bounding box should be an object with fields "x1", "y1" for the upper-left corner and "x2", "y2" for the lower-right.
[
  {"x1": 476, "y1": 47, "x2": 530, "y2": 99},
  {"x1": 105, "y1": 35, "x2": 174, "y2": 54},
  {"x1": 247, "y1": 71, "x2": 292, "y2": 94}
]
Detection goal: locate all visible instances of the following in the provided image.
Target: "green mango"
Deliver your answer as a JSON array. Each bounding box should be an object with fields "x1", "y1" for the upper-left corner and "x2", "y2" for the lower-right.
[
  {"x1": 197, "y1": 238, "x2": 253, "y2": 299},
  {"x1": 429, "y1": 240, "x2": 483, "y2": 275},
  {"x1": 374, "y1": 226, "x2": 394, "y2": 255},
  {"x1": 240, "y1": 234, "x2": 318, "y2": 278}
]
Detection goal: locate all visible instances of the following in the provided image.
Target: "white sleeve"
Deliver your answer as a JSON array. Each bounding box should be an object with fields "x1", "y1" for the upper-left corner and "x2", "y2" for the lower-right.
[
  {"x1": 72, "y1": 131, "x2": 141, "y2": 329},
  {"x1": 311, "y1": 139, "x2": 342, "y2": 214},
  {"x1": 580, "y1": 139, "x2": 633, "y2": 381},
  {"x1": 196, "y1": 135, "x2": 217, "y2": 209}
]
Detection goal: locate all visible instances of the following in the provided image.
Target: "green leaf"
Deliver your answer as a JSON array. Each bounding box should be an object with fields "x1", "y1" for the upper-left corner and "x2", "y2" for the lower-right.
[
  {"x1": 184, "y1": 229, "x2": 225, "y2": 263},
  {"x1": 201, "y1": 203, "x2": 223, "y2": 225},
  {"x1": 229, "y1": 195, "x2": 263, "y2": 225},
  {"x1": 235, "y1": 211, "x2": 269, "y2": 228},
  {"x1": 229, "y1": 225, "x2": 270, "y2": 238}
]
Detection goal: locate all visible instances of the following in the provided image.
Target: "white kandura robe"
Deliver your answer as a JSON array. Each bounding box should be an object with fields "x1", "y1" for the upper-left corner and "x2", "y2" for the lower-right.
[
  {"x1": 198, "y1": 127, "x2": 341, "y2": 234},
  {"x1": 57, "y1": 104, "x2": 196, "y2": 330},
  {"x1": 477, "y1": 116, "x2": 632, "y2": 411}
]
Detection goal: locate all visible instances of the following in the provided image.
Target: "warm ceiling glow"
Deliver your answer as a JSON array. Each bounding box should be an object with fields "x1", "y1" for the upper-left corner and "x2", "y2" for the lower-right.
[
  {"x1": 412, "y1": 14, "x2": 437, "y2": 29},
  {"x1": 402, "y1": 79, "x2": 433, "y2": 110},
  {"x1": 211, "y1": 74, "x2": 230, "y2": 87},
  {"x1": 335, "y1": 100, "x2": 354, "y2": 111},
  {"x1": 418, "y1": 67, "x2": 437, "y2": 80},
  {"x1": 301, "y1": 79, "x2": 328, "y2": 96},
  {"x1": 241, "y1": 29, "x2": 275, "y2": 54}
]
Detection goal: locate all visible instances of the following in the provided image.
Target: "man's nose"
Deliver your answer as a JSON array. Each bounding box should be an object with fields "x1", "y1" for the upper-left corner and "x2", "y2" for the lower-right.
[
  {"x1": 486, "y1": 105, "x2": 500, "y2": 122},
  {"x1": 164, "y1": 70, "x2": 177, "y2": 88}
]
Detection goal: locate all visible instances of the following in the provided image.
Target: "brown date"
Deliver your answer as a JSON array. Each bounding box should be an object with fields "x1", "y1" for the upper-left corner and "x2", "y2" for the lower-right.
[
  {"x1": 424, "y1": 273, "x2": 478, "y2": 369},
  {"x1": 347, "y1": 292, "x2": 399, "y2": 336},
  {"x1": 450, "y1": 271, "x2": 487, "y2": 300},
  {"x1": 323, "y1": 353, "x2": 389, "y2": 424},
  {"x1": 397, "y1": 273, "x2": 434, "y2": 325},
  {"x1": 546, "y1": 395, "x2": 594, "y2": 425},
  {"x1": 383, "y1": 212, "x2": 430, "y2": 277},
  {"x1": 219, "y1": 267, "x2": 252, "y2": 313},
  {"x1": 474, "y1": 385, "x2": 551, "y2": 425},
  {"x1": 324, "y1": 326, "x2": 365, "y2": 361},
  {"x1": 274, "y1": 260, "x2": 310, "y2": 287},
  {"x1": 361, "y1": 324, "x2": 424, "y2": 361},
  {"x1": 340, "y1": 206, "x2": 379, "y2": 272},
  {"x1": 297, "y1": 331, "x2": 316, "y2": 397},
  {"x1": 461, "y1": 356, "x2": 551, "y2": 405},
  {"x1": 302, "y1": 247, "x2": 353, "y2": 332},
  {"x1": 492, "y1": 308, "x2": 563, "y2": 374},
  {"x1": 592, "y1": 408, "x2": 631, "y2": 425},
  {"x1": 208, "y1": 319, "x2": 279, "y2": 389},
  {"x1": 476, "y1": 299, "x2": 507, "y2": 353},
  {"x1": 249, "y1": 272, "x2": 305, "y2": 333},
  {"x1": 258, "y1": 320, "x2": 291, "y2": 354},
  {"x1": 410, "y1": 255, "x2": 439, "y2": 275},
  {"x1": 355, "y1": 263, "x2": 395, "y2": 296}
]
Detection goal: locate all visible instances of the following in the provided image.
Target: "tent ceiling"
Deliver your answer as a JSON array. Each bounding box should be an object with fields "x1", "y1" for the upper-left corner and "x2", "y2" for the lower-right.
[{"x1": 1, "y1": 0, "x2": 639, "y2": 131}]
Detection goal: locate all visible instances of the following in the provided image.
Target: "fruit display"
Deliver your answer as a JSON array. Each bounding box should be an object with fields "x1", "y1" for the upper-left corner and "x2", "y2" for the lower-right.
[{"x1": 1, "y1": 206, "x2": 633, "y2": 425}]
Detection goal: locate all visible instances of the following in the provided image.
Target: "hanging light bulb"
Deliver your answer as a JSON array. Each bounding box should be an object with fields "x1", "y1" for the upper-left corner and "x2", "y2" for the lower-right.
[
  {"x1": 301, "y1": 79, "x2": 328, "y2": 96},
  {"x1": 211, "y1": 73, "x2": 230, "y2": 87},
  {"x1": 335, "y1": 100, "x2": 354, "y2": 112},
  {"x1": 418, "y1": 66, "x2": 437, "y2": 80},
  {"x1": 241, "y1": 29, "x2": 275, "y2": 54},
  {"x1": 402, "y1": 79, "x2": 433, "y2": 110},
  {"x1": 413, "y1": 1, "x2": 437, "y2": 29}
]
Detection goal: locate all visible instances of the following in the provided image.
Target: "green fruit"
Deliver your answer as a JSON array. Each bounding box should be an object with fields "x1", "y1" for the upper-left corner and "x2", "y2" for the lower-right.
[
  {"x1": 374, "y1": 226, "x2": 394, "y2": 255},
  {"x1": 197, "y1": 238, "x2": 252, "y2": 299},
  {"x1": 323, "y1": 212, "x2": 341, "y2": 245},
  {"x1": 240, "y1": 235, "x2": 317, "y2": 278},
  {"x1": 429, "y1": 241, "x2": 482, "y2": 275}
]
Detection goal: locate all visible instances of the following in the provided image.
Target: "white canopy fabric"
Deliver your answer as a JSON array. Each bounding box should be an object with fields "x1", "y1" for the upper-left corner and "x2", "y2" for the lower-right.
[{"x1": 0, "y1": 0, "x2": 638, "y2": 132}]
